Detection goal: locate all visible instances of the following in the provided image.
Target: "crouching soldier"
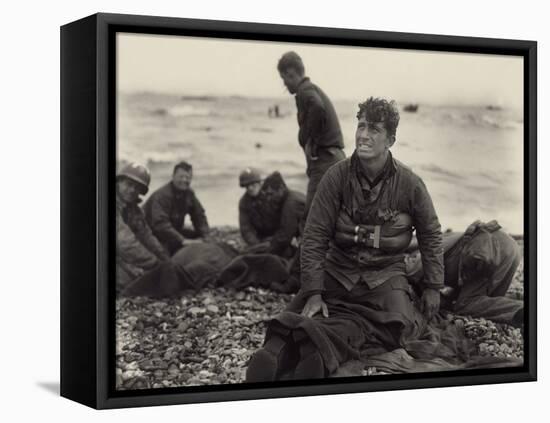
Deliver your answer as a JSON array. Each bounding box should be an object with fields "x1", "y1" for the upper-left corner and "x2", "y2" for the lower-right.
[
  {"x1": 144, "y1": 161, "x2": 210, "y2": 255},
  {"x1": 406, "y1": 220, "x2": 523, "y2": 327},
  {"x1": 246, "y1": 97, "x2": 443, "y2": 382},
  {"x1": 238, "y1": 167, "x2": 264, "y2": 246},
  {"x1": 238, "y1": 168, "x2": 305, "y2": 259},
  {"x1": 116, "y1": 163, "x2": 172, "y2": 292}
]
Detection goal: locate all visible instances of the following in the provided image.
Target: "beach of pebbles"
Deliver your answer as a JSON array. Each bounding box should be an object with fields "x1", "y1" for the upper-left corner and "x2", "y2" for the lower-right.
[
  {"x1": 115, "y1": 229, "x2": 524, "y2": 390},
  {"x1": 116, "y1": 286, "x2": 291, "y2": 389}
]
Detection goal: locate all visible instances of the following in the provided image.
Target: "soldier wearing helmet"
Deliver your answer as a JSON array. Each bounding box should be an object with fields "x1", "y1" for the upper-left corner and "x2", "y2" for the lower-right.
[
  {"x1": 116, "y1": 163, "x2": 170, "y2": 291},
  {"x1": 238, "y1": 168, "x2": 264, "y2": 246},
  {"x1": 238, "y1": 168, "x2": 305, "y2": 260},
  {"x1": 239, "y1": 167, "x2": 263, "y2": 198}
]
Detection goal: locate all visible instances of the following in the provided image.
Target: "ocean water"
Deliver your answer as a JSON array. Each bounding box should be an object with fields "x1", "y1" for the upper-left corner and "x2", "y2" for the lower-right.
[{"x1": 117, "y1": 92, "x2": 524, "y2": 234}]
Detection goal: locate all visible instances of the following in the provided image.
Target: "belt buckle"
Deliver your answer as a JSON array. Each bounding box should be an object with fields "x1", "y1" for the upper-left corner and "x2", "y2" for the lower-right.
[{"x1": 360, "y1": 225, "x2": 381, "y2": 249}]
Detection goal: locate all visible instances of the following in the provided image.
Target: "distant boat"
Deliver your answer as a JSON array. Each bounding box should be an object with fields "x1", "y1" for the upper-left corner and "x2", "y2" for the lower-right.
[
  {"x1": 180, "y1": 95, "x2": 215, "y2": 101},
  {"x1": 151, "y1": 108, "x2": 168, "y2": 116},
  {"x1": 403, "y1": 103, "x2": 419, "y2": 113},
  {"x1": 486, "y1": 105, "x2": 503, "y2": 111}
]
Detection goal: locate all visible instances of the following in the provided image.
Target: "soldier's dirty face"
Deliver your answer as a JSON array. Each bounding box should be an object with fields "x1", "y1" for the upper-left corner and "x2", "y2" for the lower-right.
[
  {"x1": 246, "y1": 181, "x2": 262, "y2": 198},
  {"x1": 172, "y1": 168, "x2": 192, "y2": 191},
  {"x1": 355, "y1": 116, "x2": 395, "y2": 160},
  {"x1": 279, "y1": 69, "x2": 301, "y2": 94},
  {"x1": 117, "y1": 177, "x2": 142, "y2": 204}
]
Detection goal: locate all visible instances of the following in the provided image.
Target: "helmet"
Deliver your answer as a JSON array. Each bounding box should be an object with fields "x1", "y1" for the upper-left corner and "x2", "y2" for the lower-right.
[
  {"x1": 239, "y1": 167, "x2": 262, "y2": 187},
  {"x1": 117, "y1": 163, "x2": 151, "y2": 195}
]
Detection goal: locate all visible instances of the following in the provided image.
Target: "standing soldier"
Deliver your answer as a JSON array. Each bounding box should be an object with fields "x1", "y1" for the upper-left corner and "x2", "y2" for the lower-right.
[{"x1": 277, "y1": 51, "x2": 346, "y2": 217}]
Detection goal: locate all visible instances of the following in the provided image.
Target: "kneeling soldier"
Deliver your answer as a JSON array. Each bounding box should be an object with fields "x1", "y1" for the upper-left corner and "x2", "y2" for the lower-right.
[{"x1": 116, "y1": 163, "x2": 170, "y2": 291}]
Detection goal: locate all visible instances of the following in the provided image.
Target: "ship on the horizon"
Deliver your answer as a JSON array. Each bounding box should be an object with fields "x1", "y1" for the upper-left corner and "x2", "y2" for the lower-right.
[{"x1": 403, "y1": 103, "x2": 419, "y2": 113}]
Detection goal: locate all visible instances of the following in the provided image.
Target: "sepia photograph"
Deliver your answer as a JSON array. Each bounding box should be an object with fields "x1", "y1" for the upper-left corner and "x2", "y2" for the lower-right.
[{"x1": 114, "y1": 32, "x2": 525, "y2": 391}]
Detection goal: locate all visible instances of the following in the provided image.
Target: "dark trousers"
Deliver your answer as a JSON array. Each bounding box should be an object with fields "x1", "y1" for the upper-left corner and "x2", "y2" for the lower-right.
[
  {"x1": 289, "y1": 273, "x2": 418, "y2": 325},
  {"x1": 267, "y1": 272, "x2": 422, "y2": 376},
  {"x1": 304, "y1": 147, "x2": 345, "y2": 220}
]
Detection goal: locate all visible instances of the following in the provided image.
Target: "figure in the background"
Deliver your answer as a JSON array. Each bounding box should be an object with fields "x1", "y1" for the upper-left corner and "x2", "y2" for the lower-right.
[
  {"x1": 277, "y1": 51, "x2": 346, "y2": 217},
  {"x1": 144, "y1": 161, "x2": 210, "y2": 255},
  {"x1": 238, "y1": 167, "x2": 264, "y2": 245},
  {"x1": 238, "y1": 168, "x2": 305, "y2": 259},
  {"x1": 406, "y1": 220, "x2": 523, "y2": 327},
  {"x1": 268, "y1": 105, "x2": 281, "y2": 118},
  {"x1": 116, "y1": 163, "x2": 172, "y2": 291}
]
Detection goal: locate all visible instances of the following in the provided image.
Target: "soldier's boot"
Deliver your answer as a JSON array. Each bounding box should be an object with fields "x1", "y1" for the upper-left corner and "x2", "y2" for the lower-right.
[
  {"x1": 293, "y1": 330, "x2": 325, "y2": 379},
  {"x1": 246, "y1": 333, "x2": 292, "y2": 382},
  {"x1": 284, "y1": 274, "x2": 301, "y2": 293},
  {"x1": 270, "y1": 275, "x2": 300, "y2": 294},
  {"x1": 512, "y1": 308, "x2": 524, "y2": 335}
]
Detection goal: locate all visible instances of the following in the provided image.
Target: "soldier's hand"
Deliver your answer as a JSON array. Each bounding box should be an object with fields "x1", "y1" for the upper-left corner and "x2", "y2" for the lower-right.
[
  {"x1": 420, "y1": 288, "x2": 440, "y2": 321},
  {"x1": 301, "y1": 294, "x2": 329, "y2": 318},
  {"x1": 305, "y1": 141, "x2": 319, "y2": 161}
]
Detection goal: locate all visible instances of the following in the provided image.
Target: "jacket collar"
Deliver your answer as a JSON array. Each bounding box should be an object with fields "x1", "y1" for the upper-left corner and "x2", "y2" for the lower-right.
[
  {"x1": 353, "y1": 150, "x2": 397, "y2": 188},
  {"x1": 170, "y1": 181, "x2": 190, "y2": 196},
  {"x1": 116, "y1": 193, "x2": 126, "y2": 210},
  {"x1": 297, "y1": 77, "x2": 311, "y2": 91},
  {"x1": 116, "y1": 192, "x2": 141, "y2": 211}
]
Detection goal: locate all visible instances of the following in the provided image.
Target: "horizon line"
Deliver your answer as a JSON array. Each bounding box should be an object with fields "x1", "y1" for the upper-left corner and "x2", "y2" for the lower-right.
[{"x1": 118, "y1": 89, "x2": 520, "y2": 110}]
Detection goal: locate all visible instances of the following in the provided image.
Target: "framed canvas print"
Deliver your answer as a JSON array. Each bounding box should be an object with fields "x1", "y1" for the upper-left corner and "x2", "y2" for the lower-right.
[{"x1": 60, "y1": 13, "x2": 537, "y2": 409}]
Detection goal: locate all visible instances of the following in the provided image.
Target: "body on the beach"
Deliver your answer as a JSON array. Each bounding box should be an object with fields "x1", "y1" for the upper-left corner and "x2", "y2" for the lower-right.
[{"x1": 407, "y1": 220, "x2": 523, "y2": 327}]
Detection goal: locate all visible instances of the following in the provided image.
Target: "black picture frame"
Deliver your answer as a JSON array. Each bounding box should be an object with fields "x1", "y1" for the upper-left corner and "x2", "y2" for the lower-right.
[{"x1": 60, "y1": 12, "x2": 537, "y2": 409}]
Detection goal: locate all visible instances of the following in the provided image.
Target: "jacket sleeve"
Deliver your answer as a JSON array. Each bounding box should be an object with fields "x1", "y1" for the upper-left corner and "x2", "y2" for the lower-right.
[
  {"x1": 411, "y1": 177, "x2": 444, "y2": 289},
  {"x1": 149, "y1": 191, "x2": 186, "y2": 249},
  {"x1": 269, "y1": 192, "x2": 305, "y2": 255},
  {"x1": 189, "y1": 192, "x2": 210, "y2": 237},
  {"x1": 301, "y1": 167, "x2": 341, "y2": 295},
  {"x1": 239, "y1": 198, "x2": 261, "y2": 245},
  {"x1": 134, "y1": 208, "x2": 170, "y2": 262},
  {"x1": 116, "y1": 209, "x2": 160, "y2": 271}
]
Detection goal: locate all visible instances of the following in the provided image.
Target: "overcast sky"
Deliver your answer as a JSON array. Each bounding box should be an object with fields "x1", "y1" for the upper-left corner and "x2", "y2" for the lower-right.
[{"x1": 117, "y1": 32, "x2": 523, "y2": 107}]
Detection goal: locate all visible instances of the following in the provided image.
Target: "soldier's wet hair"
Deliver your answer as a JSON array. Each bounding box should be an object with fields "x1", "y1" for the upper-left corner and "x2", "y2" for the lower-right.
[
  {"x1": 173, "y1": 161, "x2": 193, "y2": 174},
  {"x1": 277, "y1": 51, "x2": 305, "y2": 76},
  {"x1": 357, "y1": 97, "x2": 400, "y2": 136}
]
